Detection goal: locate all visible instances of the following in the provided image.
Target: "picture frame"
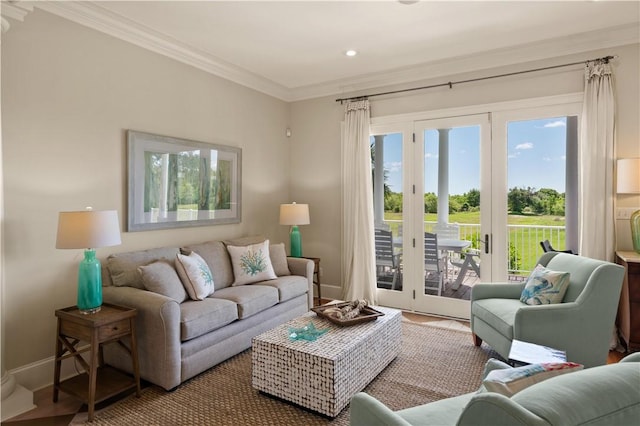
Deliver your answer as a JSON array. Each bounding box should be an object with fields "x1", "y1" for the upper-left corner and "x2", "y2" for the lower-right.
[{"x1": 127, "y1": 130, "x2": 241, "y2": 231}]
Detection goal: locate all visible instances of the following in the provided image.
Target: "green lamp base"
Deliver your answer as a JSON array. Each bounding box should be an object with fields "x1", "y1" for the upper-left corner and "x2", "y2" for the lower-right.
[
  {"x1": 290, "y1": 225, "x2": 303, "y2": 258},
  {"x1": 77, "y1": 249, "x2": 103, "y2": 314}
]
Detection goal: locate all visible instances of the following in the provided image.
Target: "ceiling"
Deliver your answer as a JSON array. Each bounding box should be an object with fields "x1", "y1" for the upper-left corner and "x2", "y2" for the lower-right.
[{"x1": 29, "y1": 1, "x2": 640, "y2": 101}]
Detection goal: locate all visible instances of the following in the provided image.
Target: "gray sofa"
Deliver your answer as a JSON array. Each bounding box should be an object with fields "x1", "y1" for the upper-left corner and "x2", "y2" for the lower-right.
[{"x1": 101, "y1": 236, "x2": 314, "y2": 390}]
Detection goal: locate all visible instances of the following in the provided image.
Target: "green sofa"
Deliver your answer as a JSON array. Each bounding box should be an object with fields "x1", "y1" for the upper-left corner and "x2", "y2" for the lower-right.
[
  {"x1": 350, "y1": 353, "x2": 640, "y2": 426},
  {"x1": 471, "y1": 252, "x2": 625, "y2": 368}
]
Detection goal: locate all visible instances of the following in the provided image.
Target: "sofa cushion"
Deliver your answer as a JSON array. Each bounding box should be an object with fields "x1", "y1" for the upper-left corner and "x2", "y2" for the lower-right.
[
  {"x1": 471, "y1": 299, "x2": 522, "y2": 339},
  {"x1": 180, "y1": 298, "x2": 238, "y2": 341},
  {"x1": 483, "y1": 362, "x2": 582, "y2": 396},
  {"x1": 227, "y1": 240, "x2": 277, "y2": 286},
  {"x1": 175, "y1": 252, "x2": 215, "y2": 300},
  {"x1": 257, "y1": 275, "x2": 307, "y2": 303},
  {"x1": 139, "y1": 260, "x2": 188, "y2": 303},
  {"x1": 520, "y1": 264, "x2": 570, "y2": 305},
  {"x1": 107, "y1": 247, "x2": 180, "y2": 289},
  {"x1": 211, "y1": 285, "x2": 279, "y2": 319},
  {"x1": 183, "y1": 241, "x2": 234, "y2": 290},
  {"x1": 269, "y1": 242, "x2": 291, "y2": 276}
]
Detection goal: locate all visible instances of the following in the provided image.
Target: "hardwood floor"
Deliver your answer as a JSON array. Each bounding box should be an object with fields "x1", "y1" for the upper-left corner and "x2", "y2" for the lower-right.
[{"x1": 2, "y1": 302, "x2": 630, "y2": 425}]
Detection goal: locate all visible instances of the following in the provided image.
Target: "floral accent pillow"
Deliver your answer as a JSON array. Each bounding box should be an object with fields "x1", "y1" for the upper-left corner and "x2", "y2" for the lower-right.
[
  {"x1": 227, "y1": 240, "x2": 277, "y2": 286},
  {"x1": 175, "y1": 251, "x2": 215, "y2": 300},
  {"x1": 520, "y1": 264, "x2": 570, "y2": 305},
  {"x1": 482, "y1": 362, "x2": 583, "y2": 396}
]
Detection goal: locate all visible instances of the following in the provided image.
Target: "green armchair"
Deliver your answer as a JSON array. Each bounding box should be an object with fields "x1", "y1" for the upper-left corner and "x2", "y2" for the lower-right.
[
  {"x1": 471, "y1": 252, "x2": 625, "y2": 367},
  {"x1": 349, "y1": 353, "x2": 640, "y2": 426}
]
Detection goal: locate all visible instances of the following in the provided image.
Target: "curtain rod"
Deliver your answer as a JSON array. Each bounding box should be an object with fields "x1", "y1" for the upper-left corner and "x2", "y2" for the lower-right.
[{"x1": 335, "y1": 55, "x2": 616, "y2": 104}]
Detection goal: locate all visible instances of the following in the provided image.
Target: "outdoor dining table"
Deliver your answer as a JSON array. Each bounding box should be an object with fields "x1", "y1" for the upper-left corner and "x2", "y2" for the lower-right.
[{"x1": 440, "y1": 239, "x2": 481, "y2": 290}]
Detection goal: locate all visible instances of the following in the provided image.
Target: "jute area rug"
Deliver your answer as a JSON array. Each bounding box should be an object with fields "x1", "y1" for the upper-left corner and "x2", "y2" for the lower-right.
[{"x1": 76, "y1": 320, "x2": 499, "y2": 425}]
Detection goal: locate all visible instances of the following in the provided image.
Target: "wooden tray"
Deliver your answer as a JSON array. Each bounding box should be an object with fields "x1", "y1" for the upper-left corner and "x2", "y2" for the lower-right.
[{"x1": 311, "y1": 302, "x2": 385, "y2": 326}]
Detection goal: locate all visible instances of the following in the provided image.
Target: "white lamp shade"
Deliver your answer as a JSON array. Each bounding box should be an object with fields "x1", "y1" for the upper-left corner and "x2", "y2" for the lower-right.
[
  {"x1": 56, "y1": 210, "x2": 122, "y2": 249},
  {"x1": 279, "y1": 203, "x2": 310, "y2": 226},
  {"x1": 617, "y1": 158, "x2": 640, "y2": 194}
]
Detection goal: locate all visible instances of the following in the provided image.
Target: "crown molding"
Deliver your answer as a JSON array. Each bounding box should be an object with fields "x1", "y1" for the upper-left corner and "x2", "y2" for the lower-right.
[
  {"x1": 290, "y1": 23, "x2": 640, "y2": 102},
  {"x1": 28, "y1": 2, "x2": 640, "y2": 102},
  {"x1": 1, "y1": 0, "x2": 34, "y2": 33},
  {"x1": 33, "y1": 1, "x2": 292, "y2": 101}
]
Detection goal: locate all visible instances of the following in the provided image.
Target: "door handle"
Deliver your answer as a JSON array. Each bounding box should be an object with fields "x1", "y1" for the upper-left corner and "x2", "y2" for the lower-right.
[{"x1": 484, "y1": 234, "x2": 489, "y2": 254}]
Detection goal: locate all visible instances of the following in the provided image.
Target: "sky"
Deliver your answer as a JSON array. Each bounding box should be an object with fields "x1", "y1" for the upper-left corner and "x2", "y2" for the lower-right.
[{"x1": 374, "y1": 117, "x2": 568, "y2": 195}]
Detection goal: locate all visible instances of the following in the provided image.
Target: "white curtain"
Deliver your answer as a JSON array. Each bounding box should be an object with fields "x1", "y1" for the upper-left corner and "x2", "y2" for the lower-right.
[
  {"x1": 341, "y1": 100, "x2": 377, "y2": 303},
  {"x1": 578, "y1": 60, "x2": 616, "y2": 261}
]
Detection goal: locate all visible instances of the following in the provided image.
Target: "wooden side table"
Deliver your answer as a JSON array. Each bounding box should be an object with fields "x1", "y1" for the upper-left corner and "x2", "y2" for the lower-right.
[
  {"x1": 616, "y1": 251, "x2": 640, "y2": 352},
  {"x1": 303, "y1": 257, "x2": 321, "y2": 305},
  {"x1": 53, "y1": 303, "x2": 141, "y2": 421}
]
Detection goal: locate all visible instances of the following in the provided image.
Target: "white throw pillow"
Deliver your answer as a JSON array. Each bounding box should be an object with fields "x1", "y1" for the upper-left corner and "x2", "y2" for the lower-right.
[
  {"x1": 483, "y1": 362, "x2": 583, "y2": 396},
  {"x1": 175, "y1": 251, "x2": 215, "y2": 300},
  {"x1": 227, "y1": 240, "x2": 277, "y2": 286}
]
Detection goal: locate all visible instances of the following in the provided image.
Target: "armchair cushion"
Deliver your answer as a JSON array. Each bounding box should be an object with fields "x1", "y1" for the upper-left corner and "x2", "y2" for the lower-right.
[
  {"x1": 520, "y1": 264, "x2": 570, "y2": 305},
  {"x1": 472, "y1": 298, "x2": 522, "y2": 339}
]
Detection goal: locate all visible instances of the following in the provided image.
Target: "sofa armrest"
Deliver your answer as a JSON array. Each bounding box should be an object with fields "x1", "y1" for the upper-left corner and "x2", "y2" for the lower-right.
[
  {"x1": 287, "y1": 257, "x2": 314, "y2": 309},
  {"x1": 350, "y1": 392, "x2": 412, "y2": 426},
  {"x1": 103, "y1": 286, "x2": 182, "y2": 390},
  {"x1": 459, "y1": 393, "x2": 548, "y2": 426},
  {"x1": 471, "y1": 282, "x2": 525, "y2": 301},
  {"x1": 620, "y1": 352, "x2": 640, "y2": 363}
]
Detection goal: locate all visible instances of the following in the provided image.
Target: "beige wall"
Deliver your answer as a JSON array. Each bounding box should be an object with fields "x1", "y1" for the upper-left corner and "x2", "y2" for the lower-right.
[
  {"x1": 291, "y1": 43, "x2": 640, "y2": 292},
  {"x1": 1, "y1": 10, "x2": 291, "y2": 378},
  {"x1": 1, "y1": 8, "x2": 639, "y2": 389}
]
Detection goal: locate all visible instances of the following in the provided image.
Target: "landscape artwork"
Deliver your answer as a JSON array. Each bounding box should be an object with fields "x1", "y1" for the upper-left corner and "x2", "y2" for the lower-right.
[{"x1": 127, "y1": 130, "x2": 241, "y2": 231}]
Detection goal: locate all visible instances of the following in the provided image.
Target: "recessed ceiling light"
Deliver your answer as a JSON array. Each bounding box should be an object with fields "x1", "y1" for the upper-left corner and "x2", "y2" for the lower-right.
[{"x1": 345, "y1": 50, "x2": 358, "y2": 57}]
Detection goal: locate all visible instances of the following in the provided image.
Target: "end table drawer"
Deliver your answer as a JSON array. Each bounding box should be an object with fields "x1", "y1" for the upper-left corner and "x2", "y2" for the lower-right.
[{"x1": 98, "y1": 319, "x2": 131, "y2": 340}]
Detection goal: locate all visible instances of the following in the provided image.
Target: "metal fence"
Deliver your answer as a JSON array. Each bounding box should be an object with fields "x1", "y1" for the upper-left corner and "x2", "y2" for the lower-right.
[{"x1": 385, "y1": 220, "x2": 566, "y2": 276}]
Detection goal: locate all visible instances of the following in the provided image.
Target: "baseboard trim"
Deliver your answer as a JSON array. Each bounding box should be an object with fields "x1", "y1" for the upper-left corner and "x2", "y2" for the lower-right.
[{"x1": 9, "y1": 345, "x2": 90, "y2": 392}]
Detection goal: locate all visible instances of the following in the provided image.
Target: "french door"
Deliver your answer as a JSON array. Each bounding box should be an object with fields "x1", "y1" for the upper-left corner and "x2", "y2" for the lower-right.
[
  {"x1": 371, "y1": 98, "x2": 581, "y2": 319},
  {"x1": 372, "y1": 114, "x2": 494, "y2": 319}
]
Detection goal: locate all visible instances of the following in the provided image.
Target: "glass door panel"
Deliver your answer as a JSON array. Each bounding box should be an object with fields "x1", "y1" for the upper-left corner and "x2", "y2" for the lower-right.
[
  {"x1": 494, "y1": 103, "x2": 580, "y2": 283},
  {"x1": 370, "y1": 125, "x2": 414, "y2": 310},
  {"x1": 414, "y1": 114, "x2": 490, "y2": 318}
]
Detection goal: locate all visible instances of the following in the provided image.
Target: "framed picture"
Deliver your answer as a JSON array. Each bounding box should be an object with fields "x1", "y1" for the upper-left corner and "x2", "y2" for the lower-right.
[{"x1": 127, "y1": 130, "x2": 241, "y2": 231}]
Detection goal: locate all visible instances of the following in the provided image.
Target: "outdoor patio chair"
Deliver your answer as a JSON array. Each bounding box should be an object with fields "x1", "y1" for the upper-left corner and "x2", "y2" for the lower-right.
[
  {"x1": 424, "y1": 232, "x2": 443, "y2": 296},
  {"x1": 375, "y1": 228, "x2": 401, "y2": 290},
  {"x1": 540, "y1": 239, "x2": 576, "y2": 254}
]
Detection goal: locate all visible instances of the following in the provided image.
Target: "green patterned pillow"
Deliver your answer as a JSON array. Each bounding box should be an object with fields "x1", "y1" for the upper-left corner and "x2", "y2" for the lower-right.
[
  {"x1": 175, "y1": 251, "x2": 215, "y2": 300},
  {"x1": 520, "y1": 264, "x2": 570, "y2": 305},
  {"x1": 227, "y1": 240, "x2": 277, "y2": 286}
]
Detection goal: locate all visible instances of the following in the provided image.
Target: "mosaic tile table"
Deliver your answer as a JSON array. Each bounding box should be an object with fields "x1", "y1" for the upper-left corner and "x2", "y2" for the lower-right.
[{"x1": 251, "y1": 306, "x2": 402, "y2": 417}]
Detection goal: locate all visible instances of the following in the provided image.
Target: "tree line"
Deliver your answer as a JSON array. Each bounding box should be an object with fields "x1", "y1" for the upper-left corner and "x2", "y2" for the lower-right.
[{"x1": 384, "y1": 187, "x2": 565, "y2": 216}]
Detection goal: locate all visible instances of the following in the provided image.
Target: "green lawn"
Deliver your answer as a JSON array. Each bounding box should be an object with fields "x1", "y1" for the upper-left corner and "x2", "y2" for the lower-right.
[{"x1": 383, "y1": 211, "x2": 567, "y2": 274}]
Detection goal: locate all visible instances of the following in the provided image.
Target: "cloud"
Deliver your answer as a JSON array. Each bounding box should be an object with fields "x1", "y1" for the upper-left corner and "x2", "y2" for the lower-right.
[
  {"x1": 515, "y1": 142, "x2": 533, "y2": 150},
  {"x1": 385, "y1": 161, "x2": 402, "y2": 172},
  {"x1": 508, "y1": 154, "x2": 517, "y2": 158},
  {"x1": 561, "y1": 155, "x2": 566, "y2": 160},
  {"x1": 542, "y1": 156, "x2": 552, "y2": 162},
  {"x1": 425, "y1": 153, "x2": 438, "y2": 159},
  {"x1": 544, "y1": 120, "x2": 566, "y2": 128}
]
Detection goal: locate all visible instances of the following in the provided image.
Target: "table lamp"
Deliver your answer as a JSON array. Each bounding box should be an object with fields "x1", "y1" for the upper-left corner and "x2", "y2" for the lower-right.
[
  {"x1": 56, "y1": 208, "x2": 122, "y2": 313},
  {"x1": 617, "y1": 158, "x2": 640, "y2": 253},
  {"x1": 279, "y1": 202, "x2": 310, "y2": 257}
]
